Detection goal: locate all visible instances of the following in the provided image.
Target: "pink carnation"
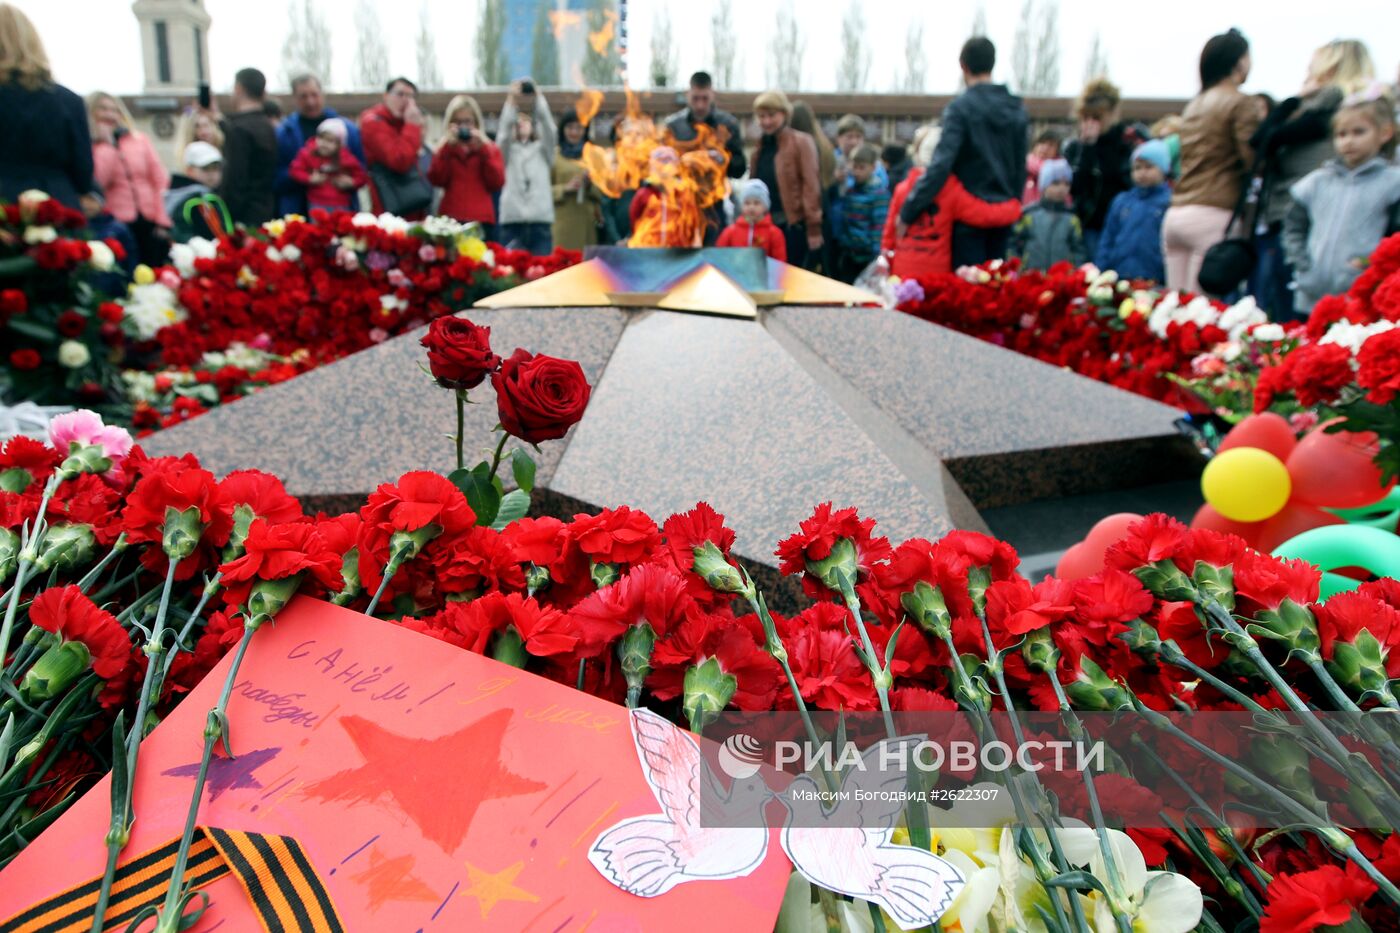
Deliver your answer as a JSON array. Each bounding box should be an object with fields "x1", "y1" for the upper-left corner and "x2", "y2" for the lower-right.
[{"x1": 49, "y1": 409, "x2": 133, "y2": 465}]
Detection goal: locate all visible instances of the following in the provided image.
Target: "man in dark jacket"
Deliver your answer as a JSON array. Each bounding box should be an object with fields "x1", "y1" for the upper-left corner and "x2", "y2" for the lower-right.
[
  {"x1": 897, "y1": 37, "x2": 1027, "y2": 267},
  {"x1": 274, "y1": 74, "x2": 366, "y2": 217},
  {"x1": 665, "y1": 71, "x2": 747, "y2": 244},
  {"x1": 219, "y1": 67, "x2": 278, "y2": 226},
  {"x1": 0, "y1": 77, "x2": 92, "y2": 210}
]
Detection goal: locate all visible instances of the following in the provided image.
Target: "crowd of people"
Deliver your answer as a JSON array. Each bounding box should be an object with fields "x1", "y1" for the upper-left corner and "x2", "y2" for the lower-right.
[{"x1": 2, "y1": 0, "x2": 1399, "y2": 319}]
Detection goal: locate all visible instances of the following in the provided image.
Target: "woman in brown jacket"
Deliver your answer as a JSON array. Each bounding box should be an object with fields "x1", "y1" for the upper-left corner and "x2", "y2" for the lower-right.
[
  {"x1": 1162, "y1": 29, "x2": 1261, "y2": 293},
  {"x1": 750, "y1": 90, "x2": 823, "y2": 267}
]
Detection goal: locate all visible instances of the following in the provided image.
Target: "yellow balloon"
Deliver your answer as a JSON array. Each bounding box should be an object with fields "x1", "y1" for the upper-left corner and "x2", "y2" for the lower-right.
[{"x1": 1201, "y1": 447, "x2": 1292, "y2": 522}]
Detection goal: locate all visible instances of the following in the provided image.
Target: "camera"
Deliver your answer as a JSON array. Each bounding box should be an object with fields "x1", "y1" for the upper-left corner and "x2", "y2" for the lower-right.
[
  {"x1": 520, "y1": 79, "x2": 535, "y2": 95},
  {"x1": 456, "y1": 125, "x2": 475, "y2": 142}
]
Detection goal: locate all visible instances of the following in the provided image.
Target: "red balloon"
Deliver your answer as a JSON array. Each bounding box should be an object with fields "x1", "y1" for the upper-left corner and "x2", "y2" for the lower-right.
[
  {"x1": 1256, "y1": 501, "x2": 1345, "y2": 552},
  {"x1": 1219, "y1": 412, "x2": 1298, "y2": 463},
  {"x1": 1190, "y1": 503, "x2": 1263, "y2": 547},
  {"x1": 1286, "y1": 426, "x2": 1395, "y2": 509},
  {"x1": 1083, "y1": 512, "x2": 1145, "y2": 554},
  {"x1": 1056, "y1": 541, "x2": 1102, "y2": 580}
]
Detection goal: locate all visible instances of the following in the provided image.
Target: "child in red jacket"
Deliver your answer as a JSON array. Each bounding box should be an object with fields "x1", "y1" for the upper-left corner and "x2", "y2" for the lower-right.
[
  {"x1": 288, "y1": 118, "x2": 368, "y2": 213},
  {"x1": 716, "y1": 180, "x2": 787, "y2": 261},
  {"x1": 882, "y1": 170, "x2": 1022, "y2": 279}
]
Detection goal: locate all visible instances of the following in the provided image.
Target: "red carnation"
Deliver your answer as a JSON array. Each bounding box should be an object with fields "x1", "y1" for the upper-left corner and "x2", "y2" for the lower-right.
[
  {"x1": 1356, "y1": 328, "x2": 1400, "y2": 404},
  {"x1": 452, "y1": 591, "x2": 578, "y2": 657},
  {"x1": 569, "y1": 562, "x2": 695, "y2": 657},
  {"x1": 567, "y1": 506, "x2": 662, "y2": 567},
  {"x1": 1259, "y1": 864, "x2": 1374, "y2": 933},
  {"x1": 0, "y1": 435, "x2": 61, "y2": 475},
  {"x1": 776, "y1": 503, "x2": 892, "y2": 600},
  {"x1": 10, "y1": 349, "x2": 40, "y2": 371},
  {"x1": 1233, "y1": 550, "x2": 1320, "y2": 613},
  {"x1": 0, "y1": 288, "x2": 26, "y2": 316},
  {"x1": 56, "y1": 309, "x2": 86, "y2": 338},
  {"x1": 1314, "y1": 589, "x2": 1400, "y2": 677},
  {"x1": 782, "y1": 602, "x2": 878, "y2": 711},
  {"x1": 1104, "y1": 514, "x2": 1189, "y2": 571},
  {"x1": 492, "y1": 349, "x2": 591, "y2": 443},
  {"x1": 97, "y1": 301, "x2": 124, "y2": 323},
  {"x1": 1289, "y1": 343, "x2": 1356, "y2": 407},
  {"x1": 28, "y1": 585, "x2": 133, "y2": 680},
  {"x1": 986, "y1": 576, "x2": 1076, "y2": 636},
  {"x1": 428, "y1": 525, "x2": 528, "y2": 596},
  {"x1": 219, "y1": 519, "x2": 343, "y2": 609},
  {"x1": 356, "y1": 471, "x2": 475, "y2": 596},
  {"x1": 421, "y1": 316, "x2": 500, "y2": 389},
  {"x1": 120, "y1": 463, "x2": 232, "y2": 575},
  {"x1": 220, "y1": 469, "x2": 305, "y2": 526}
]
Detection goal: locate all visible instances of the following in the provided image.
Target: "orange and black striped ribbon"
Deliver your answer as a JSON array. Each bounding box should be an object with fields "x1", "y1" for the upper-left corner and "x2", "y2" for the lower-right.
[{"x1": 1, "y1": 827, "x2": 344, "y2": 933}]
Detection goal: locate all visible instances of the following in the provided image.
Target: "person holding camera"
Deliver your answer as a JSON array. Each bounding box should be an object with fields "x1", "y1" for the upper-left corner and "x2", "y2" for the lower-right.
[
  {"x1": 498, "y1": 78, "x2": 556, "y2": 256},
  {"x1": 427, "y1": 95, "x2": 505, "y2": 236}
]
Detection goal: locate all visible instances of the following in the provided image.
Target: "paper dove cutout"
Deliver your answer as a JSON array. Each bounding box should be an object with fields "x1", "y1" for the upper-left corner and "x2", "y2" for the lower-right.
[
  {"x1": 590, "y1": 712, "x2": 966, "y2": 931},
  {"x1": 588, "y1": 708, "x2": 771, "y2": 896}
]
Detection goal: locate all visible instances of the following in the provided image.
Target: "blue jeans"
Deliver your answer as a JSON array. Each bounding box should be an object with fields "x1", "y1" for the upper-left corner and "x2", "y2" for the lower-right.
[
  {"x1": 1249, "y1": 227, "x2": 1298, "y2": 320},
  {"x1": 501, "y1": 222, "x2": 553, "y2": 256}
]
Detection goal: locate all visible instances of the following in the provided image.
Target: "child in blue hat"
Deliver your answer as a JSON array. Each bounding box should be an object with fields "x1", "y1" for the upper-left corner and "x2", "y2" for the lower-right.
[{"x1": 1094, "y1": 139, "x2": 1173, "y2": 283}]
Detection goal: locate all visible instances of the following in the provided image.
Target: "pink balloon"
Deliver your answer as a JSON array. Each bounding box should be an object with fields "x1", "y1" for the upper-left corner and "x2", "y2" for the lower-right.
[
  {"x1": 1256, "y1": 501, "x2": 1345, "y2": 553},
  {"x1": 1287, "y1": 426, "x2": 1395, "y2": 509},
  {"x1": 1056, "y1": 541, "x2": 1103, "y2": 580},
  {"x1": 1219, "y1": 412, "x2": 1297, "y2": 463},
  {"x1": 1190, "y1": 503, "x2": 1263, "y2": 547},
  {"x1": 1083, "y1": 512, "x2": 1145, "y2": 554}
]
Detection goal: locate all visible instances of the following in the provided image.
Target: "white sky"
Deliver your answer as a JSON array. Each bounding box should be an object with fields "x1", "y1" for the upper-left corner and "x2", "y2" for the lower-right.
[{"x1": 16, "y1": 0, "x2": 1400, "y2": 100}]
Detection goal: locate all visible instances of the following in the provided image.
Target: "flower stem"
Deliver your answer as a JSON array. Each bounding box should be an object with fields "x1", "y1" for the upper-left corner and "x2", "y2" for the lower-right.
[
  {"x1": 364, "y1": 556, "x2": 403, "y2": 617},
  {"x1": 91, "y1": 557, "x2": 180, "y2": 932},
  {"x1": 455, "y1": 390, "x2": 466, "y2": 472},
  {"x1": 151, "y1": 621, "x2": 258, "y2": 933},
  {"x1": 486, "y1": 431, "x2": 509, "y2": 481}
]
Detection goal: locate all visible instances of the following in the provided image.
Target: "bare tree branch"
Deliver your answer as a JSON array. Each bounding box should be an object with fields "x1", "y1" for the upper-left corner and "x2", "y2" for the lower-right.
[
  {"x1": 353, "y1": 0, "x2": 389, "y2": 91},
  {"x1": 710, "y1": 0, "x2": 738, "y2": 87},
  {"x1": 649, "y1": 3, "x2": 676, "y2": 87},
  {"x1": 281, "y1": 0, "x2": 332, "y2": 87},
  {"x1": 476, "y1": 0, "x2": 508, "y2": 86},
  {"x1": 416, "y1": 0, "x2": 442, "y2": 90},
  {"x1": 836, "y1": 0, "x2": 870, "y2": 92},
  {"x1": 767, "y1": 0, "x2": 805, "y2": 90}
]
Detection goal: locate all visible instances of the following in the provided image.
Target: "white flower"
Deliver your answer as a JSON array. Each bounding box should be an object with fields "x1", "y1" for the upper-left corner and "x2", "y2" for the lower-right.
[
  {"x1": 265, "y1": 245, "x2": 284, "y2": 262},
  {"x1": 120, "y1": 282, "x2": 186, "y2": 340},
  {"x1": 481, "y1": 248, "x2": 495, "y2": 267},
  {"x1": 87, "y1": 239, "x2": 115, "y2": 271},
  {"x1": 418, "y1": 215, "x2": 465, "y2": 238},
  {"x1": 58, "y1": 340, "x2": 91, "y2": 369},
  {"x1": 379, "y1": 293, "x2": 408, "y2": 313},
  {"x1": 1218, "y1": 295, "x2": 1267, "y2": 339},
  {"x1": 168, "y1": 238, "x2": 217, "y2": 278},
  {"x1": 351, "y1": 211, "x2": 379, "y2": 227},
  {"x1": 22, "y1": 225, "x2": 56, "y2": 244},
  {"x1": 376, "y1": 212, "x2": 410, "y2": 234},
  {"x1": 1321, "y1": 319, "x2": 1398, "y2": 354},
  {"x1": 17, "y1": 189, "x2": 50, "y2": 221},
  {"x1": 281, "y1": 244, "x2": 302, "y2": 263},
  {"x1": 1081, "y1": 264, "x2": 1102, "y2": 282},
  {"x1": 1220, "y1": 340, "x2": 1244, "y2": 362},
  {"x1": 1251, "y1": 323, "x2": 1286, "y2": 342},
  {"x1": 1058, "y1": 826, "x2": 1202, "y2": 933}
]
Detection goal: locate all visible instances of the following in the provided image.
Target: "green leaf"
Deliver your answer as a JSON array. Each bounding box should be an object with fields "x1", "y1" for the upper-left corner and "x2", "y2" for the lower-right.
[
  {"x1": 491, "y1": 489, "x2": 530, "y2": 530},
  {"x1": 6, "y1": 317, "x2": 57, "y2": 342},
  {"x1": 1044, "y1": 869, "x2": 1110, "y2": 897},
  {"x1": 512, "y1": 448, "x2": 536, "y2": 493},
  {"x1": 449, "y1": 467, "x2": 500, "y2": 526},
  {"x1": 0, "y1": 255, "x2": 37, "y2": 278}
]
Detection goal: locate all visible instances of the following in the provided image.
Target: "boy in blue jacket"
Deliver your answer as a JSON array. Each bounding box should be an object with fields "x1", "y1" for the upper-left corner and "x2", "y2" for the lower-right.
[
  {"x1": 1094, "y1": 139, "x2": 1172, "y2": 283},
  {"x1": 831, "y1": 144, "x2": 891, "y2": 282}
]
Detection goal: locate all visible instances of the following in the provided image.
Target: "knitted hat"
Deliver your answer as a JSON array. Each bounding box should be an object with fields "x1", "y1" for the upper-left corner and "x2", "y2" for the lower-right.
[
  {"x1": 1132, "y1": 139, "x2": 1172, "y2": 177},
  {"x1": 183, "y1": 140, "x2": 222, "y2": 168},
  {"x1": 752, "y1": 89, "x2": 792, "y2": 116},
  {"x1": 317, "y1": 117, "x2": 348, "y2": 142},
  {"x1": 741, "y1": 179, "x2": 771, "y2": 210},
  {"x1": 1038, "y1": 157, "x2": 1072, "y2": 190},
  {"x1": 836, "y1": 113, "x2": 865, "y2": 137}
]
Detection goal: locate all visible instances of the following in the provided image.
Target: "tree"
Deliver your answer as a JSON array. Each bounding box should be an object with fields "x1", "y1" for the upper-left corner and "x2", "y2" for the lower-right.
[
  {"x1": 767, "y1": 0, "x2": 804, "y2": 90},
  {"x1": 353, "y1": 0, "x2": 389, "y2": 90},
  {"x1": 416, "y1": 1, "x2": 442, "y2": 90},
  {"x1": 582, "y1": 0, "x2": 623, "y2": 86},
  {"x1": 1011, "y1": 0, "x2": 1060, "y2": 96},
  {"x1": 710, "y1": 0, "x2": 737, "y2": 87},
  {"x1": 892, "y1": 21, "x2": 926, "y2": 93},
  {"x1": 649, "y1": 4, "x2": 676, "y2": 87},
  {"x1": 836, "y1": 0, "x2": 869, "y2": 92},
  {"x1": 530, "y1": 1, "x2": 560, "y2": 86},
  {"x1": 1083, "y1": 31, "x2": 1109, "y2": 83},
  {"x1": 476, "y1": 0, "x2": 508, "y2": 86},
  {"x1": 280, "y1": 0, "x2": 332, "y2": 87},
  {"x1": 970, "y1": 3, "x2": 987, "y2": 37}
]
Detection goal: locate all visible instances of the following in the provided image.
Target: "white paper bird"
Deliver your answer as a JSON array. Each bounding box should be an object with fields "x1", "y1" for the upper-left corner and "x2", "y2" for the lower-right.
[
  {"x1": 589, "y1": 708, "x2": 771, "y2": 896},
  {"x1": 777, "y1": 736, "x2": 965, "y2": 931}
]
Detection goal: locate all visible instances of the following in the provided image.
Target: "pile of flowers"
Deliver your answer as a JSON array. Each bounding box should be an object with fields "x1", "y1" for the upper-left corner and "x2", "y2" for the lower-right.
[
  {"x1": 895, "y1": 260, "x2": 1280, "y2": 409},
  {"x1": 1, "y1": 196, "x2": 581, "y2": 429},
  {"x1": 1, "y1": 191, "x2": 130, "y2": 415},
  {"x1": 4, "y1": 316, "x2": 1400, "y2": 931}
]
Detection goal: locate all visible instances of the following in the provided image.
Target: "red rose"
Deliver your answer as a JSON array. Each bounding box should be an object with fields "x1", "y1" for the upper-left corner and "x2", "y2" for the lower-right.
[
  {"x1": 56, "y1": 309, "x2": 87, "y2": 338},
  {"x1": 28, "y1": 585, "x2": 133, "y2": 680},
  {"x1": 97, "y1": 301, "x2": 124, "y2": 323},
  {"x1": 421, "y1": 316, "x2": 500, "y2": 390},
  {"x1": 9, "y1": 349, "x2": 41, "y2": 371},
  {"x1": 492, "y1": 349, "x2": 591, "y2": 443},
  {"x1": 0, "y1": 288, "x2": 26, "y2": 316}
]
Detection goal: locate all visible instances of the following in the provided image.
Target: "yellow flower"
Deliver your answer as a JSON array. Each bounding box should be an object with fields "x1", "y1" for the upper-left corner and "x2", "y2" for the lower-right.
[
  {"x1": 458, "y1": 235, "x2": 488, "y2": 262},
  {"x1": 263, "y1": 218, "x2": 287, "y2": 236},
  {"x1": 133, "y1": 264, "x2": 155, "y2": 286},
  {"x1": 1119, "y1": 297, "x2": 1137, "y2": 319}
]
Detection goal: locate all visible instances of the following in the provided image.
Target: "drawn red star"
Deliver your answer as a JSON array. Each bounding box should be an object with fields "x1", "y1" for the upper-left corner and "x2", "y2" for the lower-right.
[{"x1": 302, "y1": 709, "x2": 546, "y2": 854}]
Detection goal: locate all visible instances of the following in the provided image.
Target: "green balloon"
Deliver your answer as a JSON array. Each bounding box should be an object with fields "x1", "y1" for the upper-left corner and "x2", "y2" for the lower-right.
[
  {"x1": 1328, "y1": 486, "x2": 1400, "y2": 529},
  {"x1": 1272, "y1": 525, "x2": 1400, "y2": 601}
]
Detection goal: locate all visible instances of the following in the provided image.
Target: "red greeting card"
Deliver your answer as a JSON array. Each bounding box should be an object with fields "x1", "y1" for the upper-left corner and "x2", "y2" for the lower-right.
[{"x1": 0, "y1": 598, "x2": 791, "y2": 932}]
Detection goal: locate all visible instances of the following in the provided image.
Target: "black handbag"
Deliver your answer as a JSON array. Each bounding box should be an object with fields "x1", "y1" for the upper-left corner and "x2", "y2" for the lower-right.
[
  {"x1": 1197, "y1": 161, "x2": 1269, "y2": 298},
  {"x1": 368, "y1": 163, "x2": 433, "y2": 217}
]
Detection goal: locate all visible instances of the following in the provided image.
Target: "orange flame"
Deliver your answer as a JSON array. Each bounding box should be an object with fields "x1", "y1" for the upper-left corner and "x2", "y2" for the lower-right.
[
  {"x1": 580, "y1": 87, "x2": 732, "y2": 248},
  {"x1": 587, "y1": 11, "x2": 617, "y2": 56},
  {"x1": 575, "y1": 89, "x2": 604, "y2": 127},
  {"x1": 548, "y1": 9, "x2": 582, "y2": 40}
]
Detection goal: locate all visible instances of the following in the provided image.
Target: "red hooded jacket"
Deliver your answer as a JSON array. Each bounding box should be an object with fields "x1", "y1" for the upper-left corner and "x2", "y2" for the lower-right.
[
  {"x1": 288, "y1": 138, "x2": 368, "y2": 211},
  {"x1": 882, "y1": 170, "x2": 1022, "y2": 279},
  {"x1": 716, "y1": 214, "x2": 788, "y2": 261},
  {"x1": 359, "y1": 102, "x2": 424, "y2": 216},
  {"x1": 427, "y1": 138, "x2": 505, "y2": 225}
]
